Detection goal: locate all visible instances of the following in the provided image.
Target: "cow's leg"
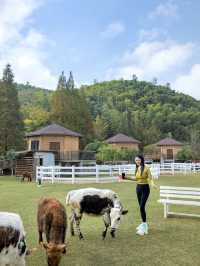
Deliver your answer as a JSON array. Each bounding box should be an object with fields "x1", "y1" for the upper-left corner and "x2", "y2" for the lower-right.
[
  {"x1": 38, "y1": 220, "x2": 44, "y2": 244},
  {"x1": 70, "y1": 210, "x2": 75, "y2": 236},
  {"x1": 74, "y1": 213, "x2": 83, "y2": 240},
  {"x1": 38, "y1": 231, "x2": 43, "y2": 243},
  {"x1": 102, "y1": 213, "x2": 110, "y2": 240}
]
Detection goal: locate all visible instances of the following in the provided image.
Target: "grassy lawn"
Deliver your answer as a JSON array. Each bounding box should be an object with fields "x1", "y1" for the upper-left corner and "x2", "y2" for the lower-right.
[{"x1": 0, "y1": 175, "x2": 200, "y2": 266}]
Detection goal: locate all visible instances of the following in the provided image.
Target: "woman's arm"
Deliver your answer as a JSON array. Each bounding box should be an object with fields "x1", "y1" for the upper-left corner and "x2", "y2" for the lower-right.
[
  {"x1": 147, "y1": 167, "x2": 157, "y2": 188},
  {"x1": 123, "y1": 175, "x2": 136, "y2": 181}
]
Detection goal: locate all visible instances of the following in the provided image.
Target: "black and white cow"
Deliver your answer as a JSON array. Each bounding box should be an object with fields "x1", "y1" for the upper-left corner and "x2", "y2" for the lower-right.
[
  {"x1": 0, "y1": 212, "x2": 28, "y2": 266},
  {"x1": 66, "y1": 188, "x2": 128, "y2": 239}
]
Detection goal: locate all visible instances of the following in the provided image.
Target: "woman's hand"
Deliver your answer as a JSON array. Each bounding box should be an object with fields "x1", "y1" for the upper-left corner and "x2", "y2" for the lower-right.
[{"x1": 124, "y1": 176, "x2": 136, "y2": 181}]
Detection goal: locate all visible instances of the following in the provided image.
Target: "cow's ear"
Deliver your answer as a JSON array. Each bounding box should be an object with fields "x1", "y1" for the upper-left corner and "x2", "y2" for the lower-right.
[
  {"x1": 57, "y1": 244, "x2": 67, "y2": 254},
  {"x1": 122, "y1": 210, "x2": 128, "y2": 215},
  {"x1": 26, "y1": 249, "x2": 31, "y2": 256}
]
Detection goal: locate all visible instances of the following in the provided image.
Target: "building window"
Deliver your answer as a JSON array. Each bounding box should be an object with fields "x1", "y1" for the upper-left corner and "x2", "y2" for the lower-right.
[
  {"x1": 49, "y1": 142, "x2": 60, "y2": 151},
  {"x1": 31, "y1": 140, "x2": 39, "y2": 151}
]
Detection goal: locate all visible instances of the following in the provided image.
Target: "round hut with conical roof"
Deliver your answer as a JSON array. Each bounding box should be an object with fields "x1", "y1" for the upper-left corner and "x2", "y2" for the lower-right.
[{"x1": 105, "y1": 133, "x2": 141, "y2": 150}]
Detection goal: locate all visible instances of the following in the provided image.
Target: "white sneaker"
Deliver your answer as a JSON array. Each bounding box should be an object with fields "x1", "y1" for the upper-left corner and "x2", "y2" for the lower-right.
[
  {"x1": 143, "y1": 223, "x2": 148, "y2": 234},
  {"x1": 136, "y1": 223, "x2": 148, "y2": 235},
  {"x1": 136, "y1": 228, "x2": 145, "y2": 235},
  {"x1": 136, "y1": 223, "x2": 143, "y2": 231}
]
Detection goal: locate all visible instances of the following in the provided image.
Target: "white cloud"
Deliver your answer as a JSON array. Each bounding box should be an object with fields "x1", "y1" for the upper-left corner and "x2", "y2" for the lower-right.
[
  {"x1": 0, "y1": 0, "x2": 57, "y2": 89},
  {"x1": 149, "y1": 0, "x2": 179, "y2": 19},
  {"x1": 106, "y1": 41, "x2": 195, "y2": 81},
  {"x1": 138, "y1": 28, "x2": 168, "y2": 41},
  {"x1": 100, "y1": 21, "x2": 125, "y2": 39},
  {"x1": 0, "y1": 0, "x2": 43, "y2": 45},
  {"x1": 173, "y1": 64, "x2": 200, "y2": 99}
]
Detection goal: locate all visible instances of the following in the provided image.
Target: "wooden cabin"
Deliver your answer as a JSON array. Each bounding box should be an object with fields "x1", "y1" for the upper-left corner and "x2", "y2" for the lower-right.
[
  {"x1": 157, "y1": 137, "x2": 183, "y2": 162},
  {"x1": 105, "y1": 133, "x2": 141, "y2": 150},
  {"x1": 26, "y1": 123, "x2": 82, "y2": 161}
]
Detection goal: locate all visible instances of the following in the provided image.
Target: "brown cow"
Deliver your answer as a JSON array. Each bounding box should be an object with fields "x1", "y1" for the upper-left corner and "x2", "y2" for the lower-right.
[
  {"x1": 37, "y1": 198, "x2": 67, "y2": 266},
  {"x1": 21, "y1": 172, "x2": 32, "y2": 182}
]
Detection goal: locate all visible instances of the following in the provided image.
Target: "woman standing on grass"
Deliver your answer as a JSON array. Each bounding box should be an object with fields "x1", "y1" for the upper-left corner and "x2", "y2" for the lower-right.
[{"x1": 134, "y1": 155, "x2": 157, "y2": 236}]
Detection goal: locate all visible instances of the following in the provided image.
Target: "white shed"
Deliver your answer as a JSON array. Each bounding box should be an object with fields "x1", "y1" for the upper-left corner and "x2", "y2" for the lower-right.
[{"x1": 34, "y1": 151, "x2": 55, "y2": 166}]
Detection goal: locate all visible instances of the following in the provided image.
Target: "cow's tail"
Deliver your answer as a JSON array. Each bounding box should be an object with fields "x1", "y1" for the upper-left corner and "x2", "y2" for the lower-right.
[{"x1": 66, "y1": 192, "x2": 71, "y2": 206}]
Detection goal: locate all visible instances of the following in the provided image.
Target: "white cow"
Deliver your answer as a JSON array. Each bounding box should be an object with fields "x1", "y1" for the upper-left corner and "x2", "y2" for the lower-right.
[
  {"x1": 0, "y1": 212, "x2": 28, "y2": 266},
  {"x1": 66, "y1": 188, "x2": 128, "y2": 239}
]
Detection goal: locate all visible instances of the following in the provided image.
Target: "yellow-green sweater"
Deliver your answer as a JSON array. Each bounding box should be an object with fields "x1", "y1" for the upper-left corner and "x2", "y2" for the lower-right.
[{"x1": 135, "y1": 165, "x2": 152, "y2": 185}]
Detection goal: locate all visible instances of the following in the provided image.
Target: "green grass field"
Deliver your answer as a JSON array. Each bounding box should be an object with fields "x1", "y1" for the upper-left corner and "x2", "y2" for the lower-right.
[{"x1": 0, "y1": 175, "x2": 200, "y2": 266}]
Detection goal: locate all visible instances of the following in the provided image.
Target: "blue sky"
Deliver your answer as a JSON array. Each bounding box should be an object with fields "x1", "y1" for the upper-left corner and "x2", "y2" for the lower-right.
[{"x1": 0, "y1": 0, "x2": 200, "y2": 99}]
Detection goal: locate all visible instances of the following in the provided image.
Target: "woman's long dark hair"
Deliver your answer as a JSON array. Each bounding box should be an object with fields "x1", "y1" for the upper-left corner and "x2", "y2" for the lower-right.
[{"x1": 135, "y1": 155, "x2": 145, "y2": 175}]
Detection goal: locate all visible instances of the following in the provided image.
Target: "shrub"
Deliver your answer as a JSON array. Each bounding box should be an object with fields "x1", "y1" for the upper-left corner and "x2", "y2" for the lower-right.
[
  {"x1": 96, "y1": 144, "x2": 138, "y2": 163},
  {"x1": 176, "y1": 146, "x2": 194, "y2": 161}
]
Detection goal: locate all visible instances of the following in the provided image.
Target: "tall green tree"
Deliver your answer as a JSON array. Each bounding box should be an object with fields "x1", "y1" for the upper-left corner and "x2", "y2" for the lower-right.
[
  {"x1": 0, "y1": 64, "x2": 24, "y2": 155},
  {"x1": 57, "y1": 71, "x2": 67, "y2": 90},
  {"x1": 66, "y1": 71, "x2": 74, "y2": 90},
  {"x1": 51, "y1": 71, "x2": 94, "y2": 145}
]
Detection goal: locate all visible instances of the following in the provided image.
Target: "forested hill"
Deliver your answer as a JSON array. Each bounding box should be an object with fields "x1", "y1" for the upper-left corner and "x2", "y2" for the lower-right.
[
  {"x1": 17, "y1": 80, "x2": 200, "y2": 145},
  {"x1": 17, "y1": 83, "x2": 52, "y2": 110},
  {"x1": 16, "y1": 83, "x2": 52, "y2": 132},
  {"x1": 82, "y1": 80, "x2": 200, "y2": 145}
]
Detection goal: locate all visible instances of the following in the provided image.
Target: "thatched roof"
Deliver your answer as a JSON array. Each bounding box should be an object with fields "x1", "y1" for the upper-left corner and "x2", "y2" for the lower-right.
[
  {"x1": 105, "y1": 133, "x2": 141, "y2": 144},
  {"x1": 157, "y1": 137, "x2": 183, "y2": 146},
  {"x1": 26, "y1": 124, "x2": 82, "y2": 138}
]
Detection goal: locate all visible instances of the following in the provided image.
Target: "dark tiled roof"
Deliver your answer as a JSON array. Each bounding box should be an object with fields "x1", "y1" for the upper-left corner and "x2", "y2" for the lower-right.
[
  {"x1": 105, "y1": 133, "x2": 141, "y2": 144},
  {"x1": 157, "y1": 137, "x2": 183, "y2": 146},
  {"x1": 26, "y1": 124, "x2": 82, "y2": 137}
]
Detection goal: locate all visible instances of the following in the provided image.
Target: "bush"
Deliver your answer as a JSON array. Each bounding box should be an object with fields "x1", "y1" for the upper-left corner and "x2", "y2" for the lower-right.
[
  {"x1": 84, "y1": 141, "x2": 103, "y2": 152},
  {"x1": 96, "y1": 144, "x2": 138, "y2": 162},
  {"x1": 176, "y1": 146, "x2": 194, "y2": 161},
  {"x1": 144, "y1": 144, "x2": 160, "y2": 153},
  {"x1": 0, "y1": 149, "x2": 16, "y2": 160}
]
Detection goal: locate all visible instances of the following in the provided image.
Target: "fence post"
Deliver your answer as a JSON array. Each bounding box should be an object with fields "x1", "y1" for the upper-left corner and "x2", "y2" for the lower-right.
[
  {"x1": 96, "y1": 165, "x2": 99, "y2": 183},
  {"x1": 118, "y1": 166, "x2": 122, "y2": 176},
  {"x1": 193, "y1": 163, "x2": 196, "y2": 174},
  {"x1": 184, "y1": 163, "x2": 187, "y2": 175},
  {"x1": 109, "y1": 166, "x2": 112, "y2": 177},
  {"x1": 40, "y1": 167, "x2": 43, "y2": 183},
  {"x1": 36, "y1": 166, "x2": 39, "y2": 182},
  {"x1": 72, "y1": 165, "x2": 75, "y2": 184},
  {"x1": 52, "y1": 167, "x2": 54, "y2": 184},
  {"x1": 171, "y1": 163, "x2": 175, "y2": 175}
]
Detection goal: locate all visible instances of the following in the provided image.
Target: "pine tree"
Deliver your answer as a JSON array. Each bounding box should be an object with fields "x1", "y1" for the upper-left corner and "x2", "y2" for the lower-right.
[
  {"x1": 0, "y1": 64, "x2": 24, "y2": 155},
  {"x1": 3, "y1": 64, "x2": 14, "y2": 83},
  {"x1": 57, "y1": 71, "x2": 67, "y2": 90},
  {"x1": 51, "y1": 72, "x2": 94, "y2": 145},
  {"x1": 66, "y1": 71, "x2": 74, "y2": 90}
]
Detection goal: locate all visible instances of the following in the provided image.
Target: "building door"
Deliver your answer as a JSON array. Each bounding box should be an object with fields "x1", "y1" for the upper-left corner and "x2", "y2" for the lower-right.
[
  {"x1": 39, "y1": 158, "x2": 43, "y2": 166},
  {"x1": 167, "y1": 149, "x2": 173, "y2": 159},
  {"x1": 49, "y1": 142, "x2": 61, "y2": 160}
]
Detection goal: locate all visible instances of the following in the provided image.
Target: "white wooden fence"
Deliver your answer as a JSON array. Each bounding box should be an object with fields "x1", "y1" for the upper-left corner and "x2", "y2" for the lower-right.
[
  {"x1": 155, "y1": 163, "x2": 200, "y2": 175},
  {"x1": 36, "y1": 164, "x2": 159, "y2": 184},
  {"x1": 36, "y1": 163, "x2": 200, "y2": 184}
]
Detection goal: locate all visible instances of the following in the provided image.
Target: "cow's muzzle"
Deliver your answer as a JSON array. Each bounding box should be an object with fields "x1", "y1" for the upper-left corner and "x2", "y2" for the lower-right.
[{"x1": 110, "y1": 228, "x2": 116, "y2": 238}]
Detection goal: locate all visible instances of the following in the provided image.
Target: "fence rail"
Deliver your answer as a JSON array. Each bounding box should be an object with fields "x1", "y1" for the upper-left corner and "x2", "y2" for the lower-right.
[
  {"x1": 36, "y1": 164, "x2": 160, "y2": 184},
  {"x1": 36, "y1": 163, "x2": 200, "y2": 184}
]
